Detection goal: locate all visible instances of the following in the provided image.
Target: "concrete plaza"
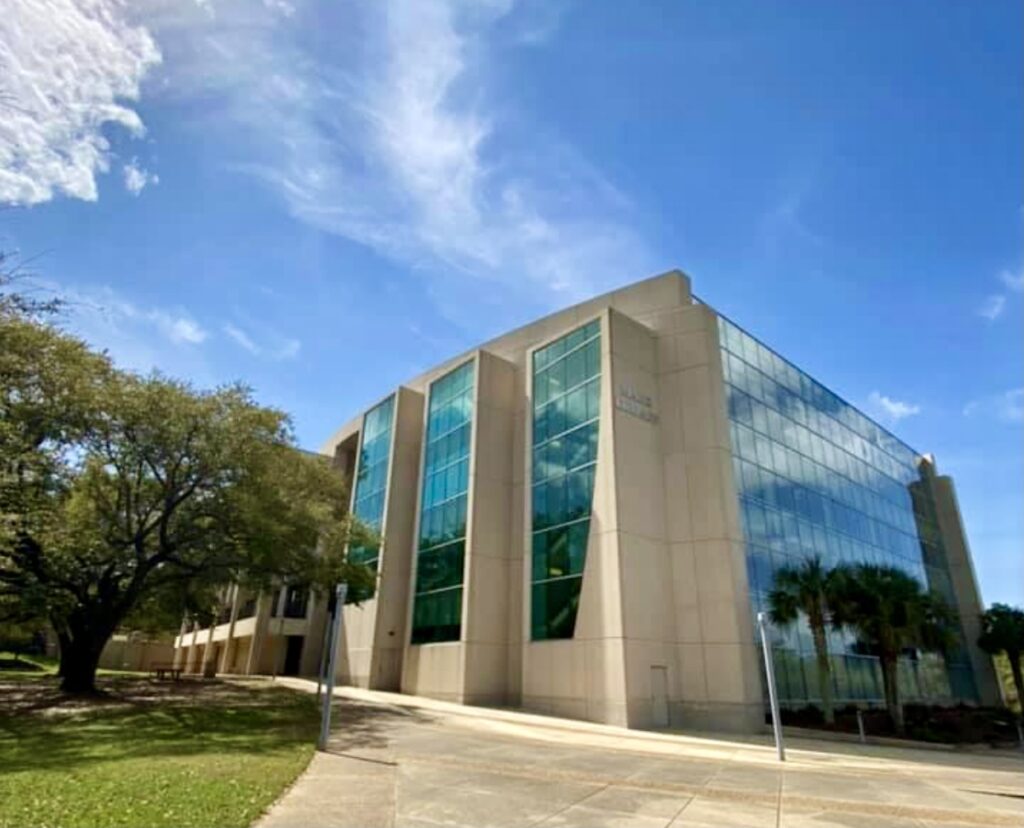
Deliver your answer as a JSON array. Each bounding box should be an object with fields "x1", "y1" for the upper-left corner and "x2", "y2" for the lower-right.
[{"x1": 254, "y1": 679, "x2": 1024, "y2": 828}]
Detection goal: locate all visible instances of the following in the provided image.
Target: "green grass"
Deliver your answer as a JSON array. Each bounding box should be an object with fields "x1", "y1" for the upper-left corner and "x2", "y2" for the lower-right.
[
  {"x1": 0, "y1": 650, "x2": 59, "y2": 672},
  {"x1": 0, "y1": 676, "x2": 320, "y2": 828},
  {"x1": 0, "y1": 651, "x2": 146, "y2": 679}
]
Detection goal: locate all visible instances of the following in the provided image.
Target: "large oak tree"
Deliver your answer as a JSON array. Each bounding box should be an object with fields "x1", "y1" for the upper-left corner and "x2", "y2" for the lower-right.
[{"x1": 1, "y1": 306, "x2": 372, "y2": 692}]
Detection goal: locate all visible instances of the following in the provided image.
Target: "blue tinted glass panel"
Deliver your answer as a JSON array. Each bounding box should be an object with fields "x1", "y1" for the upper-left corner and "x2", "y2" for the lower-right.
[
  {"x1": 531, "y1": 321, "x2": 601, "y2": 641},
  {"x1": 411, "y1": 361, "x2": 475, "y2": 644},
  {"x1": 347, "y1": 395, "x2": 395, "y2": 601},
  {"x1": 718, "y1": 316, "x2": 975, "y2": 706}
]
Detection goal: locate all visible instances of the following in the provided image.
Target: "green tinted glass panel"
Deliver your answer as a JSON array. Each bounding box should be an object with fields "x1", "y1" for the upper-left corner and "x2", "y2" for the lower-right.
[
  {"x1": 347, "y1": 395, "x2": 395, "y2": 601},
  {"x1": 411, "y1": 361, "x2": 475, "y2": 644},
  {"x1": 718, "y1": 316, "x2": 976, "y2": 706},
  {"x1": 531, "y1": 579, "x2": 583, "y2": 640},
  {"x1": 530, "y1": 321, "x2": 600, "y2": 641}
]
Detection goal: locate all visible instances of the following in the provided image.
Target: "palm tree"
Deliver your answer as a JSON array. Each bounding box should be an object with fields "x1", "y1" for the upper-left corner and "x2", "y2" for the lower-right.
[
  {"x1": 832, "y1": 564, "x2": 955, "y2": 735},
  {"x1": 767, "y1": 555, "x2": 841, "y2": 725},
  {"x1": 977, "y1": 604, "x2": 1024, "y2": 717}
]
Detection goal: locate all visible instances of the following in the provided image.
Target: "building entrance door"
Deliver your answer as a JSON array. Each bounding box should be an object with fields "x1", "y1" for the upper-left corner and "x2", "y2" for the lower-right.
[
  {"x1": 651, "y1": 665, "x2": 669, "y2": 727},
  {"x1": 283, "y1": 636, "x2": 303, "y2": 676}
]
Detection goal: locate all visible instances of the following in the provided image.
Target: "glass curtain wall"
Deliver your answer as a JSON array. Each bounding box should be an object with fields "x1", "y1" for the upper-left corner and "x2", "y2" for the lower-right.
[
  {"x1": 531, "y1": 320, "x2": 601, "y2": 640},
  {"x1": 347, "y1": 395, "x2": 395, "y2": 601},
  {"x1": 718, "y1": 317, "x2": 974, "y2": 706},
  {"x1": 411, "y1": 361, "x2": 475, "y2": 644}
]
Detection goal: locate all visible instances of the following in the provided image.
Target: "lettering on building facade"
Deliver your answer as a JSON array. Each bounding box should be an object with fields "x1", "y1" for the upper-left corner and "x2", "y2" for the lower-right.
[{"x1": 614, "y1": 382, "x2": 659, "y2": 423}]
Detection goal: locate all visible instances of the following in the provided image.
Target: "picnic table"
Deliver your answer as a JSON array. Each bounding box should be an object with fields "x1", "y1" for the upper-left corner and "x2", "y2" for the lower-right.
[{"x1": 149, "y1": 663, "x2": 184, "y2": 681}]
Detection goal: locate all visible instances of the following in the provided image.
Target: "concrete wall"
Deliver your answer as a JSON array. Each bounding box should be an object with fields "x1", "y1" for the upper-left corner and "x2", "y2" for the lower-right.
[
  {"x1": 394, "y1": 272, "x2": 765, "y2": 731},
  {"x1": 247, "y1": 267, "x2": 991, "y2": 734},
  {"x1": 521, "y1": 309, "x2": 629, "y2": 725},
  {"x1": 371, "y1": 387, "x2": 425, "y2": 688},
  {"x1": 462, "y1": 351, "x2": 516, "y2": 705},
  {"x1": 98, "y1": 635, "x2": 175, "y2": 671},
  {"x1": 401, "y1": 352, "x2": 517, "y2": 705},
  {"x1": 928, "y1": 469, "x2": 1003, "y2": 706}
]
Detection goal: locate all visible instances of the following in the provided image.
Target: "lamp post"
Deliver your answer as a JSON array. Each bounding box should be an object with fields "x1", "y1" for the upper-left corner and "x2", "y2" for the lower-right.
[
  {"x1": 318, "y1": 582, "x2": 347, "y2": 751},
  {"x1": 757, "y1": 611, "x2": 785, "y2": 762}
]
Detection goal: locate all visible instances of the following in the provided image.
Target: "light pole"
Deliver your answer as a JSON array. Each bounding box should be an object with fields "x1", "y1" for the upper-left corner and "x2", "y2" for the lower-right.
[
  {"x1": 757, "y1": 611, "x2": 785, "y2": 762},
  {"x1": 318, "y1": 582, "x2": 347, "y2": 751}
]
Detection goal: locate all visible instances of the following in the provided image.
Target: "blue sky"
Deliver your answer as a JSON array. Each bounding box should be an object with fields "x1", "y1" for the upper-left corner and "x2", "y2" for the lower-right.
[{"x1": 2, "y1": 0, "x2": 1021, "y2": 606}]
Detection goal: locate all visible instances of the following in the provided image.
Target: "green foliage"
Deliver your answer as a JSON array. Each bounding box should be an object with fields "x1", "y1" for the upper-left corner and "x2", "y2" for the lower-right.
[
  {"x1": 767, "y1": 555, "x2": 842, "y2": 723},
  {"x1": 978, "y1": 604, "x2": 1024, "y2": 717},
  {"x1": 831, "y1": 563, "x2": 956, "y2": 733},
  {"x1": 1, "y1": 311, "x2": 374, "y2": 691},
  {"x1": 978, "y1": 603, "x2": 1024, "y2": 659},
  {"x1": 0, "y1": 251, "x2": 63, "y2": 319}
]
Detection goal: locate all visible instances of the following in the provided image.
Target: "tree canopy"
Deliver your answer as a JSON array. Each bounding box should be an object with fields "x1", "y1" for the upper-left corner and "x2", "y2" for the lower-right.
[
  {"x1": 1, "y1": 301, "x2": 373, "y2": 692},
  {"x1": 978, "y1": 603, "x2": 1024, "y2": 717},
  {"x1": 768, "y1": 555, "x2": 842, "y2": 724},
  {"x1": 832, "y1": 564, "x2": 955, "y2": 733}
]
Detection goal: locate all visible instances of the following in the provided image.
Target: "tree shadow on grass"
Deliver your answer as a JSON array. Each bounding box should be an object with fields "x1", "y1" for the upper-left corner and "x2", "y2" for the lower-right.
[{"x1": 0, "y1": 677, "x2": 436, "y2": 776}]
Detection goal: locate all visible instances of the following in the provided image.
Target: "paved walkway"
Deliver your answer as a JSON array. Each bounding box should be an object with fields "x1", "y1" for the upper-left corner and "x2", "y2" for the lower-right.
[{"x1": 254, "y1": 679, "x2": 1024, "y2": 828}]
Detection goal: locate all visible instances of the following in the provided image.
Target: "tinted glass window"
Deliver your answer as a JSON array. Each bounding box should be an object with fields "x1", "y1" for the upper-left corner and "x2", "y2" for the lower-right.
[
  {"x1": 530, "y1": 320, "x2": 601, "y2": 641},
  {"x1": 347, "y1": 395, "x2": 395, "y2": 601},
  {"x1": 411, "y1": 360, "x2": 475, "y2": 644},
  {"x1": 719, "y1": 317, "x2": 975, "y2": 706}
]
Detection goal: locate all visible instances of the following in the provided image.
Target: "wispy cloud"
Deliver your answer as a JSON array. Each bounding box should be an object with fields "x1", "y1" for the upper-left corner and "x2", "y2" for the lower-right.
[
  {"x1": 223, "y1": 323, "x2": 260, "y2": 355},
  {"x1": 964, "y1": 388, "x2": 1024, "y2": 424},
  {"x1": 757, "y1": 173, "x2": 826, "y2": 265},
  {"x1": 867, "y1": 391, "x2": 921, "y2": 423},
  {"x1": 30, "y1": 280, "x2": 214, "y2": 381},
  {"x1": 975, "y1": 263, "x2": 1022, "y2": 322},
  {"x1": 144, "y1": 0, "x2": 653, "y2": 307},
  {"x1": 223, "y1": 322, "x2": 300, "y2": 360},
  {"x1": 61, "y1": 284, "x2": 208, "y2": 346},
  {"x1": 0, "y1": 0, "x2": 161, "y2": 205},
  {"x1": 999, "y1": 266, "x2": 1024, "y2": 293},
  {"x1": 123, "y1": 159, "x2": 159, "y2": 195},
  {"x1": 977, "y1": 293, "x2": 1007, "y2": 321},
  {"x1": 149, "y1": 312, "x2": 206, "y2": 344}
]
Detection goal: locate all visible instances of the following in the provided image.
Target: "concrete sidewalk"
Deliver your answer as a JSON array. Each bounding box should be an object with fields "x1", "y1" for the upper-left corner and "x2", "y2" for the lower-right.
[{"x1": 254, "y1": 678, "x2": 1024, "y2": 828}]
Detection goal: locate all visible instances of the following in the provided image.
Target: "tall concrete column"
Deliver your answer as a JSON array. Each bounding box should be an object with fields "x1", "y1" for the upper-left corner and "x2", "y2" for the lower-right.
[
  {"x1": 462, "y1": 352, "x2": 516, "y2": 706},
  {"x1": 218, "y1": 584, "x2": 242, "y2": 674},
  {"x1": 368, "y1": 386, "x2": 425, "y2": 690},
  {"x1": 172, "y1": 618, "x2": 189, "y2": 669},
  {"x1": 300, "y1": 593, "x2": 329, "y2": 678},
  {"x1": 184, "y1": 626, "x2": 200, "y2": 673},
  {"x1": 926, "y1": 465, "x2": 1003, "y2": 706},
  {"x1": 199, "y1": 622, "x2": 217, "y2": 677},
  {"x1": 245, "y1": 591, "x2": 273, "y2": 675}
]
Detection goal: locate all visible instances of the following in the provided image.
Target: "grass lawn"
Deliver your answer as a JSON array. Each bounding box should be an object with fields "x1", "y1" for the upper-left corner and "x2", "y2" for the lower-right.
[{"x1": 0, "y1": 664, "x2": 320, "y2": 828}]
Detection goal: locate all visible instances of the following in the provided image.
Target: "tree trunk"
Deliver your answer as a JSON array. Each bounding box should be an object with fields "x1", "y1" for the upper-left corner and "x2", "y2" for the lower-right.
[
  {"x1": 811, "y1": 624, "x2": 835, "y2": 725},
  {"x1": 58, "y1": 629, "x2": 109, "y2": 694},
  {"x1": 879, "y1": 654, "x2": 904, "y2": 735},
  {"x1": 1008, "y1": 649, "x2": 1024, "y2": 720}
]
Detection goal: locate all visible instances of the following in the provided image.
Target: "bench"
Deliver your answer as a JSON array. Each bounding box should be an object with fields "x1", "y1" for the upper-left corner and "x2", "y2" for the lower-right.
[{"x1": 149, "y1": 663, "x2": 184, "y2": 681}]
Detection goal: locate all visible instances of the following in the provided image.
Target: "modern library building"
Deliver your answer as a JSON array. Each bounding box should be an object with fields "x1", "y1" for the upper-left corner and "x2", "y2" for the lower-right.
[{"x1": 174, "y1": 270, "x2": 999, "y2": 732}]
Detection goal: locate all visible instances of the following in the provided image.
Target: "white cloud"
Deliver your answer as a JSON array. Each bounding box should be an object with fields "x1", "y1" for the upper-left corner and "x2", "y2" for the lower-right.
[
  {"x1": 0, "y1": 0, "x2": 161, "y2": 205},
  {"x1": 964, "y1": 388, "x2": 1024, "y2": 424},
  {"x1": 29, "y1": 280, "x2": 213, "y2": 381},
  {"x1": 276, "y1": 337, "x2": 301, "y2": 359},
  {"x1": 223, "y1": 322, "x2": 300, "y2": 360},
  {"x1": 977, "y1": 294, "x2": 1006, "y2": 321},
  {"x1": 262, "y1": 0, "x2": 295, "y2": 17},
  {"x1": 123, "y1": 159, "x2": 159, "y2": 195},
  {"x1": 145, "y1": 0, "x2": 653, "y2": 307},
  {"x1": 95, "y1": 292, "x2": 207, "y2": 346},
  {"x1": 223, "y1": 323, "x2": 260, "y2": 355},
  {"x1": 867, "y1": 391, "x2": 921, "y2": 423},
  {"x1": 999, "y1": 267, "x2": 1024, "y2": 293}
]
